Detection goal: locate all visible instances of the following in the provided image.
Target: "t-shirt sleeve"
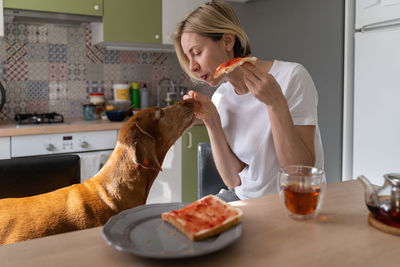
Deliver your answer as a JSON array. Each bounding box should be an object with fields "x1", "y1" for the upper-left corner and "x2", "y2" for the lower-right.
[{"x1": 285, "y1": 64, "x2": 318, "y2": 126}]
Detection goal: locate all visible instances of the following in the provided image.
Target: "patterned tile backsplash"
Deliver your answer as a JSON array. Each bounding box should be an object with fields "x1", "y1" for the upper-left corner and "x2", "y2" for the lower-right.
[{"x1": 0, "y1": 23, "x2": 213, "y2": 120}]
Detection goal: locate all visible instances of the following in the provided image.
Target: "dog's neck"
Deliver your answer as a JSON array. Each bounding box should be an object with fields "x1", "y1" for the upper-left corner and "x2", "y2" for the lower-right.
[{"x1": 89, "y1": 142, "x2": 164, "y2": 212}]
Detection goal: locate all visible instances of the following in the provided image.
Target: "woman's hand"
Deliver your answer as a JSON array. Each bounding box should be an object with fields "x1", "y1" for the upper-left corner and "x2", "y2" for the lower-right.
[
  {"x1": 183, "y1": 90, "x2": 220, "y2": 127},
  {"x1": 240, "y1": 62, "x2": 285, "y2": 107}
]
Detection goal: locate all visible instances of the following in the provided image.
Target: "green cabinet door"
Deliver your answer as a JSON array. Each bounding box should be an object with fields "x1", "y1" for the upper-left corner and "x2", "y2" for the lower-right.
[
  {"x1": 182, "y1": 125, "x2": 210, "y2": 202},
  {"x1": 103, "y1": 0, "x2": 162, "y2": 44},
  {"x1": 4, "y1": 0, "x2": 103, "y2": 16}
]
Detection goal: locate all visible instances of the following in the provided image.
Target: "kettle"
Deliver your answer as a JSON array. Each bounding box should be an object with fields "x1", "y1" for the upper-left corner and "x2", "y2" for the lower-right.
[
  {"x1": 358, "y1": 173, "x2": 400, "y2": 227},
  {"x1": 0, "y1": 82, "x2": 5, "y2": 112}
]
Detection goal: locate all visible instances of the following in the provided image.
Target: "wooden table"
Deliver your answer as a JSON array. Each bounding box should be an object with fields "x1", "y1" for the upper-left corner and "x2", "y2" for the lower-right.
[{"x1": 0, "y1": 180, "x2": 399, "y2": 267}]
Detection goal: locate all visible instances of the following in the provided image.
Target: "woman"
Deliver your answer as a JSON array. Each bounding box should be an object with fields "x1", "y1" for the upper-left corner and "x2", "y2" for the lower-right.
[{"x1": 175, "y1": 1, "x2": 324, "y2": 201}]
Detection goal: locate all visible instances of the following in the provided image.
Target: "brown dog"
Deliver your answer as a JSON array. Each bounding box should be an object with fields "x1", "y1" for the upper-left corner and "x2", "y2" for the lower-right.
[{"x1": 0, "y1": 100, "x2": 195, "y2": 245}]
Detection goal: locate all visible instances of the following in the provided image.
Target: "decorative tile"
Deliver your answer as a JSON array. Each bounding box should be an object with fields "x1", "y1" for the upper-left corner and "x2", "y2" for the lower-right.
[
  {"x1": 27, "y1": 81, "x2": 49, "y2": 100},
  {"x1": 85, "y1": 25, "x2": 92, "y2": 46},
  {"x1": 48, "y1": 25, "x2": 68, "y2": 44},
  {"x1": 167, "y1": 65, "x2": 186, "y2": 83},
  {"x1": 67, "y1": 44, "x2": 86, "y2": 63},
  {"x1": 6, "y1": 60, "x2": 28, "y2": 81},
  {"x1": 4, "y1": 81, "x2": 28, "y2": 118},
  {"x1": 6, "y1": 41, "x2": 28, "y2": 62},
  {"x1": 120, "y1": 51, "x2": 136, "y2": 64},
  {"x1": 136, "y1": 52, "x2": 152, "y2": 64},
  {"x1": 65, "y1": 100, "x2": 84, "y2": 118},
  {"x1": 49, "y1": 81, "x2": 67, "y2": 100},
  {"x1": 49, "y1": 99, "x2": 68, "y2": 114},
  {"x1": 48, "y1": 44, "x2": 67, "y2": 63},
  {"x1": 104, "y1": 50, "x2": 121, "y2": 64},
  {"x1": 26, "y1": 24, "x2": 49, "y2": 43},
  {"x1": 86, "y1": 63, "x2": 104, "y2": 81},
  {"x1": 86, "y1": 44, "x2": 104, "y2": 63},
  {"x1": 103, "y1": 81, "x2": 113, "y2": 100},
  {"x1": 0, "y1": 40, "x2": 5, "y2": 62},
  {"x1": 27, "y1": 43, "x2": 48, "y2": 62},
  {"x1": 67, "y1": 25, "x2": 86, "y2": 44},
  {"x1": 5, "y1": 23, "x2": 28, "y2": 43},
  {"x1": 103, "y1": 64, "x2": 122, "y2": 83},
  {"x1": 26, "y1": 100, "x2": 49, "y2": 114},
  {"x1": 152, "y1": 65, "x2": 168, "y2": 83},
  {"x1": 67, "y1": 62, "x2": 86, "y2": 81},
  {"x1": 86, "y1": 81, "x2": 104, "y2": 94},
  {"x1": 134, "y1": 64, "x2": 153, "y2": 81},
  {"x1": 48, "y1": 63, "x2": 67, "y2": 81},
  {"x1": 151, "y1": 52, "x2": 168, "y2": 65},
  {"x1": 0, "y1": 61, "x2": 6, "y2": 81},
  {"x1": 37, "y1": 25, "x2": 49, "y2": 43},
  {"x1": 121, "y1": 64, "x2": 137, "y2": 82},
  {"x1": 28, "y1": 62, "x2": 48, "y2": 81},
  {"x1": 67, "y1": 81, "x2": 86, "y2": 100}
]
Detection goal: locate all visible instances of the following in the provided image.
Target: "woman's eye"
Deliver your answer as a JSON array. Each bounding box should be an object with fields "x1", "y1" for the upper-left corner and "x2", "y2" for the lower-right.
[{"x1": 194, "y1": 51, "x2": 202, "y2": 56}]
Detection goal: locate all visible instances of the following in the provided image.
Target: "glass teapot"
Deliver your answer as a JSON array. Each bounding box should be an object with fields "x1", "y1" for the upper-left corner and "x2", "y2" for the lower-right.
[{"x1": 358, "y1": 173, "x2": 400, "y2": 227}]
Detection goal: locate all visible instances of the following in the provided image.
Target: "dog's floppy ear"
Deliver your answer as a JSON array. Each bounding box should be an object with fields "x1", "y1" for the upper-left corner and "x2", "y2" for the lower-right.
[{"x1": 129, "y1": 123, "x2": 162, "y2": 171}]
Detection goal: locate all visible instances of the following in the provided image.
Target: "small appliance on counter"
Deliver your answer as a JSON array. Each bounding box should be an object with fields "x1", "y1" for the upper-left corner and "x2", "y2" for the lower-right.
[{"x1": 14, "y1": 112, "x2": 64, "y2": 125}]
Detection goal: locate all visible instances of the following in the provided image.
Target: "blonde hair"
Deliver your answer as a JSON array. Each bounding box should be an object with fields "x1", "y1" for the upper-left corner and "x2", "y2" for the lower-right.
[{"x1": 174, "y1": 1, "x2": 251, "y2": 81}]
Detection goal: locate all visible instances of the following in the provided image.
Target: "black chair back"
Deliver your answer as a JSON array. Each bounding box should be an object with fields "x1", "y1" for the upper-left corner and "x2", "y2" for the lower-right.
[
  {"x1": 0, "y1": 154, "x2": 80, "y2": 199},
  {"x1": 197, "y1": 142, "x2": 228, "y2": 198}
]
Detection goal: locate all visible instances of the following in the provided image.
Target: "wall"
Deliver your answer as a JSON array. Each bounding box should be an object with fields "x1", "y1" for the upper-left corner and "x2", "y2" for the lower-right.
[
  {"x1": 0, "y1": 22, "x2": 212, "y2": 120},
  {"x1": 230, "y1": 0, "x2": 344, "y2": 183}
]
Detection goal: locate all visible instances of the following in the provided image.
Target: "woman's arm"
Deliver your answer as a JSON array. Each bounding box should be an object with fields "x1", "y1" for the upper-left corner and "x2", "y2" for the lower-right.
[
  {"x1": 241, "y1": 63, "x2": 316, "y2": 167},
  {"x1": 183, "y1": 91, "x2": 244, "y2": 188}
]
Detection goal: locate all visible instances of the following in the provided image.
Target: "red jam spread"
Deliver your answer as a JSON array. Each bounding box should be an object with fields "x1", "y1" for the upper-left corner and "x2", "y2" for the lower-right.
[
  {"x1": 169, "y1": 196, "x2": 239, "y2": 234},
  {"x1": 218, "y1": 57, "x2": 244, "y2": 70}
]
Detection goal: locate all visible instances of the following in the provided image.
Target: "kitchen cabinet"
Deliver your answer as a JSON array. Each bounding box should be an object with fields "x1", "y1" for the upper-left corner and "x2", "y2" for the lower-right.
[
  {"x1": 91, "y1": 0, "x2": 162, "y2": 46},
  {"x1": 182, "y1": 125, "x2": 209, "y2": 202},
  {"x1": 3, "y1": 0, "x2": 103, "y2": 17},
  {"x1": 0, "y1": 137, "x2": 10, "y2": 159}
]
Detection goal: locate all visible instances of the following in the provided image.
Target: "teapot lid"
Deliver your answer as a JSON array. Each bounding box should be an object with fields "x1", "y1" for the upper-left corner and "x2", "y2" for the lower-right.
[{"x1": 384, "y1": 173, "x2": 400, "y2": 187}]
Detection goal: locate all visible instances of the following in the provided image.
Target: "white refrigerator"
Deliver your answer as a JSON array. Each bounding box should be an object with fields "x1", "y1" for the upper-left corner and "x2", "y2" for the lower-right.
[{"x1": 345, "y1": 0, "x2": 400, "y2": 185}]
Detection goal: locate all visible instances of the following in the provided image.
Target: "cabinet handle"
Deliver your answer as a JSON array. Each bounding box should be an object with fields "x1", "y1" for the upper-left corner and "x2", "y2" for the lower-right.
[
  {"x1": 93, "y1": 4, "x2": 100, "y2": 11},
  {"x1": 155, "y1": 34, "x2": 160, "y2": 40},
  {"x1": 187, "y1": 132, "x2": 192, "y2": 149}
]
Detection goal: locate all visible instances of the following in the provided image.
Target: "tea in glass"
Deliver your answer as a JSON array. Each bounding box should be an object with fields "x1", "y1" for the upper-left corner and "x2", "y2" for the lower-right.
[{"x1": 278, "y1": 166, "x2": 326, "y2": 220}]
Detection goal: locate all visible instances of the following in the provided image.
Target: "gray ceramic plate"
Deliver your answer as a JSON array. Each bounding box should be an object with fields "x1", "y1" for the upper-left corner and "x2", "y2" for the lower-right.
[{"x1": 102, "y1": 203, "x2": 242, "y2": 259}]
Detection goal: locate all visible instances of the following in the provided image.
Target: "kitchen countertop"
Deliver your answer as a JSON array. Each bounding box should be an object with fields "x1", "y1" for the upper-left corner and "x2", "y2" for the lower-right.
[
  {"x1": 0, "y1": 118, "x2": 204, "y2": 137},
  {"x1": 0, "y1": 180, "x2": 399, "y2": 266}
]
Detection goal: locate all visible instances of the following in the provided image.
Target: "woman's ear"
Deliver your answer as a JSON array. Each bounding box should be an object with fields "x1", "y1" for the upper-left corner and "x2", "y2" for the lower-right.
[{"x1": 222, "y1": 33, "x2": 235, "y2": 52}]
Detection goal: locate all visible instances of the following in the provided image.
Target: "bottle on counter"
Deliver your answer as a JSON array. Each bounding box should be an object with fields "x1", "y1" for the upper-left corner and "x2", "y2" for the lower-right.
[
  {"x1": 140, "y1": 84, "x2": 149, "y2": 109},
  {"x1": 131, "y1": 82, "x2": 140, "y2": 109}
]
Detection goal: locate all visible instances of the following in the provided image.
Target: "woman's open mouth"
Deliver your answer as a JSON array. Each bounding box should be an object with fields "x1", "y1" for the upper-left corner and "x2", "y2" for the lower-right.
[{"x1": 200, "y1": 74, "x2": 208, "y2": 81}]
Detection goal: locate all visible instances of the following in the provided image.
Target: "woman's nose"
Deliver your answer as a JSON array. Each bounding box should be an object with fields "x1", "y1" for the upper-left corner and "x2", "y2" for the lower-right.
[{"x1": 190, "y1": 60, "x2": 200, "y2": 72}]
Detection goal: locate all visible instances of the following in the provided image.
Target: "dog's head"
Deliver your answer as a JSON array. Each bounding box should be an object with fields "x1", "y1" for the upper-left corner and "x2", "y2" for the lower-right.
[{"x1": 118, "y1": 99, "x2": 195, "y2": 171}]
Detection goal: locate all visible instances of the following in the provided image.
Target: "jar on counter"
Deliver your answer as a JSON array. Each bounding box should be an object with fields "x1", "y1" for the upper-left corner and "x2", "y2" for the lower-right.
[
  {"x1": 83, "y1": 104, "x2": 96, "y2": 121},
  {"x1": 89, "y1": 93, "x2": 105, "y2": 119},
  {"x1": 89, "y1": 93, "x2": 105, "y2": 105}
]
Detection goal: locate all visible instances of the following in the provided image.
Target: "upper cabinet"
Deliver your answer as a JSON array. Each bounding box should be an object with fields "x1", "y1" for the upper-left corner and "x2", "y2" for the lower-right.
[
  {"x1": 103, "y1": 0, "x2": 161, "y2": 44},
  {"x1": 92, "y1": 0, "x2": 207, "y2": 50},
  {"x1": 162, "y1": 0, "x2": 208, "y2": 45},
  {"x1": 91, "y1": 0, "x2": 162, "y2": 49},
  {"x1": 4, "y1": 0, "x2": 103, "y2": 17}
]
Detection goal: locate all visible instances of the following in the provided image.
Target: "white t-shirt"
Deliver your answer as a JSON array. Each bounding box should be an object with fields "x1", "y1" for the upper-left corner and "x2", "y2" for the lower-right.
[{"x1": 211, "y1": 60, "x2": 324, "y2": 200}]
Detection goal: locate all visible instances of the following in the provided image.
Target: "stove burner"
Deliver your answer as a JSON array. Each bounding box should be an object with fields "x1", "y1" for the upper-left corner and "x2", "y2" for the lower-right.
[{"x1": 15, "y1": 112, "x2": 64, "y2": 125}]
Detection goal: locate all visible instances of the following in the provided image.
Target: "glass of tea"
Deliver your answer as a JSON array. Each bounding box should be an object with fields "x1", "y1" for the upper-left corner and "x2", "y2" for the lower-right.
[{"x1": 278, "y1": 165, "x2": 326, "y2": 220}]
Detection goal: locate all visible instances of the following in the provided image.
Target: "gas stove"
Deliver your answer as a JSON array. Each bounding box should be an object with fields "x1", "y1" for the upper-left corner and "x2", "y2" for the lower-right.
[{"x1": 14, "y1": 112, "x2": 64, "y2": 125}]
